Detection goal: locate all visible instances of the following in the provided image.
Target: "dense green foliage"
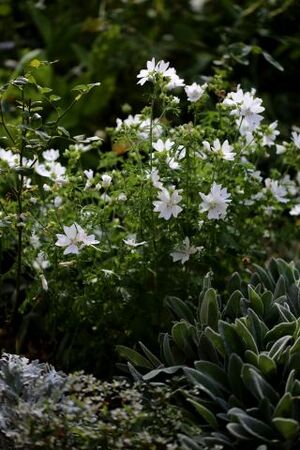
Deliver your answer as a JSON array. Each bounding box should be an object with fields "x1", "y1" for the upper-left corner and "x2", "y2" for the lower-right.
[{"x1": 120, "y1": 258, "x2": 300, "y2": 448}]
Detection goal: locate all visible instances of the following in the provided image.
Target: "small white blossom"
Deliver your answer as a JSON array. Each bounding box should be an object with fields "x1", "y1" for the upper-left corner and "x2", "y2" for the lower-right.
[
  {"x1": 33, "y1": 252, "x2": 50, "y2": 272},
  {"x1": 42, "y1": 149, "x2": 60, "y2": 161},
  {"x1": 153, "y1": 187, "x2": 183, "y2": 220},
  {"x1": 185, "y1": 82, "x2": 207, "y2": 102},
  {"x1": 40, "y1": 274, "x2": 48, "y2": 291},
  {"x1": 203, "y1": 138, "x2": 235, "y2": 161},
  {"x1": 118, "y1": 192, "x2": 127, "y2": 202},
  {"x1": 170, "y1": 237, "x2": 202, "y2": 264},
  {"x1": 101, "y1": 174, "x2": 112, "y2": 188},
  {"x1": 189, "y1": 0, "x2": 207, "y2": 12},
  {"x1": 84, "y1": 169, "x2": 94, "y2": 190},
  {"x1": 264, "y1": 178, "x2": 288, "y2": 203},
  {"x1": 152, "y1": 138, "x2": 174, "y2": 153},
  {"x1": 137, "y1": 58, "x2": 174, "y2": 86},
  {"x1": 123, "y1": 234, "x2": 147, "y2": 247},
  {"x1": 290, "y1": 204, "x2": 300, "y2": 216},
  {"x1": 292, "y1": 131, "x2": 300, "y2": 149},
  {"x1": 54, "y1": 196, "x2": 63, "y2": 208},
  {"x1": 276, "y1": 143, "x2": 287, "y2": 155},
  {"x1": 150, "y1": 169, "x2": 163, "y2": 190},
  {"x1": 55, "y1": 223, "x2": 99, "y2": 255},
  {"x1": 199, "y1": 182, "x2": 231, "y2": 220},
  {"x1": 262, "y1": 121, "x2": 280, "y2": 147}
]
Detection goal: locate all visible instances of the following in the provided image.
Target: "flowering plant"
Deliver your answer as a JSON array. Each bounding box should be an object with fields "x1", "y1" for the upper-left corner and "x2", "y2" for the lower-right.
[{"x1": 0, "y1": 57, "x2": 298, "y2": 374}]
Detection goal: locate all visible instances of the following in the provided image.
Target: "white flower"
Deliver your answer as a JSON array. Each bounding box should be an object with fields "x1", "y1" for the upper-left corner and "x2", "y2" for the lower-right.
[
  {"x1": 84, "y1": 169, "x2": 94, "y2": 190},
  {"x1": 189, "y1": 0, "x2": 207, "y2": 12},
  {"x1": 185, "y1": 82, "x2": 207, "y2": 102},
  {"x1": 199, "y1": 182, "x2": 231, "y2": 220},
  {"x1": 223, "y1": 87, "x2": 265, "y2": 133},
  {"x1": 292, "y1": 131, "x2": 300, "y2": 149},
  {"x1": 33, "y1": 251, "x2": 50, "y2": 271},
  {"x1": 203, "y1": 138, "x2": 235, "y2": 161},
  {"x1": 262, "y1": 121, "x2": 280, "y2": 147},
  {"x1": 166, "y1": 68, "x2": 185, "y2": 90},
  {"x1": 118, "y1": 192, "x2": 127, "y2": 202},
  {"x1": 170, "y1": 237, "x2": 202, "y2": 264},
  {"x1": 101, "y1": 174, "x2": 112, "y2": 188},
  {"x1": 54, "y1": 196, "x2": 63, "y2": 208},
  {"x1": 153, "y1": 187, "x2": 183, "y2": 220},
  {"x1": 35, "y1": 161, "x2": 67, "y2": 184},
  {"x1": 137, "y1": 58, "x2": 174, "y2": 86},
  {"x1": 264, "y1": 178, "x2": 288, "y2": 203},
  {"x1": 152, "y1": 138, "x2": 174, "y2": 153},
  {"x1": 42, "y1": 149, "x2": 59, "y2": 161},
  {"x1": 166, "y1": 156, "x2": 180, "y2": 170},
  {"x1": 290, "y1": 204, "x2": 300, "y2": 216},
  {"x1": 40, "y1": 274, "x2": 48, "y2": 291},
  {"x1": 276, "y1": 143, "x2": 287, "y2": 155},
  {"x1": 150, "y1": 169, "x2": 163, "y2": 190},
  {"x1": 123, "y1": 234, "x2": 147, "y2": 247},
  {"x1": 55, "y1": 223, "x2": 99, "y2": 255}
]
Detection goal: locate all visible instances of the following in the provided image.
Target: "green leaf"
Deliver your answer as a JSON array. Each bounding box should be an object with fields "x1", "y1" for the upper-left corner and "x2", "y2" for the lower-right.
[
  {"x1": 238, "y1": 413, "x2": 274, "y2": 441},
  {"x1": 199, "y1": 288, "x2": 219, "y2": 330},
  {"x1": 265, "y1": 322, "x2": 296, "y2": 344},
  {"x1": 138, "y1": 341, "x2": 161, "y2": 367},
  {"x1": 162, "y1": 333, "x2": 176, "y2": 366},
  {"x1": 247, "y1": 309, "x2": 268, "y2": 348},
  {"x1": 223, "y1": 290, "x2": 242, "y2": 319},
  {"x1": 165, "y1": 296, "x2": 195, "y2": 322},
  {"x1": 258, "y1": 354, "x2": 277, "y2": 377},
  {"x1": 253, "y1": 264, "x2": 275, "y2": 291},
  {"x1": 268, "y1": 335, "x2": 292, "y2": 360},
  {"x1": 274, "y1": 392, "x2": 294, "y2": 418},
  {"x1": 247, "y1": 285, "x2": 264, "y2": 316},
  {"x1": 143, "y1": 365, "x2": 183, "y2": 381},
  {"x1": 219, "y1": 321, "x2": 245, "y2": 356},
  {"x1": 227, "y1": 423, "x2": 252, "y2": 440},
  {"x1": 194, "y1": 361, "x2": 229, "y2": 393},
  {"x1": 187, "y1": 398, "x2": 218, "y2": 428},
  {"x1": 205, "y1": 327, "x2": 225, "y2": 357},
  {"x1": 235, "y1": 319, "x2": 258, "y2": 353},
  {"x1": 171, "y1": 321, "x2": 195, "y2": 354},
  {"x1": 116, "y1": 345, "x2": 153, "y2": 369},
  {"x1": 242, "y1": 365, "x2": 279, "y2": 404},
  {"x1": 273, "y1": 418, "x2": 299, "y2": 440},
  {"x1": 274, "y1": 275, "x2": 286, "y2": 299},
  {"x1": 228, "y1": 354, "x2": 247, "y2": 401}
]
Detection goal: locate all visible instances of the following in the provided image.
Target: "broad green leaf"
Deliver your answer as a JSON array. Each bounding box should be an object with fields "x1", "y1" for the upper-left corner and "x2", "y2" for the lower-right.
[
  {"x1": 187, "y1": 398, "x2": 218, "y2": 428},
  {"x1": 273, "y1": 418, "x2": 299, "y2": 440},
  {"x1": 227, "y1": 423, "x2": 252, "y2": 440},
  {"x1": 265, "y1": 322, "x2": 296, "y2": 344},
  {"x1": 258, "y1": 354, "x2": 277, "y2": 377},
  {"x1": 138, "y1": 341, "x2": 161, "y2": 367},
  {"x1": 171, "y1": 321, "x2": 195, "y2": 354},
  {"x1": 143, "y1": 365, "x2": 182, "y2": 381},
  {"x1": 268, "y1": 335, "x2": 292, "y2": 360},
  {"x1": 223, "y1": 290, "x2": 242, "y2": 319},
  {"x1": 199, "y1": 288, "x2": 219, "y2": 330},
  {"x1": 235, "y1": 318, "x2": 258, "y2": 353},
  {"x1": 219, "y1": 321, "x2": 245, "y2": 356},
  {"x1": 165, "y1": 296, "x2": 195, "y2": 322},
  {"x1": 242, "y1": 365, "x2": 279, "y2": 404},
  {"x1": 204, "y1": 327, "x2": 225, "y2": 357},
  {"x1": 194, "y1": 361, "x2": 229, "y2": 393},
  {"x1": 162, "y1": 333, "x2": 177, "y2": 366},
  {"x1": 247, "y1": 285, "x2": 264, "y2": 316},
  {"x1": 274, "y1": 392, "x2": 294, "y2": 418},
  {"x1": 253, "y1": 264, "x2": 275, "y2": 291},
  {"x1": 116, "y1": 345, "x2": 152, "y2": 369}
]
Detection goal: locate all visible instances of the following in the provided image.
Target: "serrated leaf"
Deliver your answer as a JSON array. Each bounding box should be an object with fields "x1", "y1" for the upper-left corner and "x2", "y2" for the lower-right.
[{"x1": 273, "y1": 418, "x2": 299, "y2": 440}]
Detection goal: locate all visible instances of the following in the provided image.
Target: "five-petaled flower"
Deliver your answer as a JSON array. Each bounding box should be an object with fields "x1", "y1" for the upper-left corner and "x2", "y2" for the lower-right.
[
  {"x1": 170, "y1": 237, "x2": 202, "y2": 264},
  {"x1": 55, "y1": 223, "x2": 99, "y2": 255},
  {"x1": 153, "y1": 187, "x2": 183, "y2": 220},
  {"x1": 199, "y1": 182, "x2": 231, "y2": 220}
]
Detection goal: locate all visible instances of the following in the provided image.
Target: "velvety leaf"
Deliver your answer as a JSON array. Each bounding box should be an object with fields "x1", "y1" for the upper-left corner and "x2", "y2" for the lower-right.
[
  {"x1": 273, "y1": 392, "x2": 294, "y2": 418},
  {"x1": 273, "y1": 417, "x2": 299, "y2": 440},
  {"x1": 116, "y1": 345, "x2": 153, "y2": 369},
  {"x1": 187, "y1": 398, "x2": 218, "y2": 429},
  {"x1": 199, "y1": 288, "x2": 219, "y2": 330},
  {"x1": 241, "y1": 365, "x2": 279, "y2": 404},
  {"x1": 165, "y1": 296, "x2": 195, "y2": 322}
]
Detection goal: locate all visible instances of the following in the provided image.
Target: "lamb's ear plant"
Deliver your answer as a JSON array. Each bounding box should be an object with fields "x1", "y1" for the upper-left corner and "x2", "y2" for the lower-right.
[{"x1": 118, "y1": 258, "x2": 300, "y2": 449}]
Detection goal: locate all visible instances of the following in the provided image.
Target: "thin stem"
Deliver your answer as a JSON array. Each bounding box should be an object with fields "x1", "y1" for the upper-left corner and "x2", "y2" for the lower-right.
[{"x1": 0, "y1": 101, "x2": 16, "y2": 145}]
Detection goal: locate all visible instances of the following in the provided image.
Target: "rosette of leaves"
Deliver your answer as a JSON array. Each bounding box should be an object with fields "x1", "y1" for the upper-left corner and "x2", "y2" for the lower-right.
[{"x1": 118, "y1": 258, "x2": 300, "y2": 449}]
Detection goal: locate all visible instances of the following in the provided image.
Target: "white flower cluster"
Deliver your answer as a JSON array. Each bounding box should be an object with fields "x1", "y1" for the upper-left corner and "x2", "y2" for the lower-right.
[{"x1": 55, "y1": 223, "x2": 99, "y2": 255}]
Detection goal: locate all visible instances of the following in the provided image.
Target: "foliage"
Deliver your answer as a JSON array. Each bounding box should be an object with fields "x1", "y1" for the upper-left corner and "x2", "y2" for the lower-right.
[
  {"x1": 0, "y1": 56, "x2": 299, "y2": 376},
  {"x1": 0, "y1": 352, "x2": 183, "y2": 450},
  {"x1": 0, "y1": 0, "x2": 299, "y2": 133},
  {"x1": 119, "y1": 258, "x2": 300, "y2": 448}
]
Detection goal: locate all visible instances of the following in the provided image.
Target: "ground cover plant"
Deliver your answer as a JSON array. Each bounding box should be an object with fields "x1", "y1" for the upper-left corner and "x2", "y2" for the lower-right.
[{"x1": 0, "y1": 55, "x2": 299, "y2": 376}]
